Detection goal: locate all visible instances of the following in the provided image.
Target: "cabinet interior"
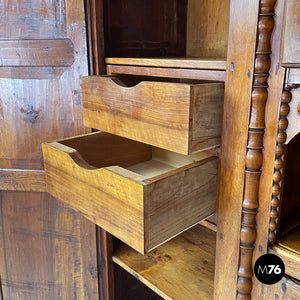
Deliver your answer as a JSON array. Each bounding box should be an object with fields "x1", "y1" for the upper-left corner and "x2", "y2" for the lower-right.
[
  {"x1": 279, "y1": 132, "x2": 300, "y2": 238},
  {"x1": 113, "y1": 224, "x2": 216, "y2": 300},
  {"x1": 87, "y1": 0, "x2": 228, "y2": 298},
  {"x1": 103, "y1": 0, "x2": 230, "y2": 59}
]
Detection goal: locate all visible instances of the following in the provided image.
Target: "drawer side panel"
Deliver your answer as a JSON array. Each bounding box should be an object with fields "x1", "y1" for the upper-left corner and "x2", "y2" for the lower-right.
[
  {"x1": 42, "y1": 143, "x2": 145, "y2": 253},
  {"x1": 146, "y1": 157, "x2": 218, "y2": 251}
]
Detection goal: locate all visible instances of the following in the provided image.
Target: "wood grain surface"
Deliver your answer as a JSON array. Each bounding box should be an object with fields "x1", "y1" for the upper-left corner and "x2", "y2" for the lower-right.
[
  {"x1": 271, "y1": 244, "x2": 300, "y2": 280},
  {"x1": 43, "y1": 131, "x2": 218, "y2": 254},
  {"x1": 106, "y1": 64, "x2": 226, "y2": 82},
  {"x1": 105, "y1": 57, "x2": 227, "y2": 70},
  {"x1": 186, "y1": 0, "x2": 230, "y2": 58},
  {"x1": 252, "y1": 0, "x2": 287, "y2": 297},
  {"x1": 0, "y1": 1, "x2": 89, "y2": 170},
  {"x1": 214, "y1": 1, "x2": 260, "y2": 299},
  {"x1": 0, "y1": 169, "x2": 46, "y2": 192},
  {"x1": 82, "y1": 76, "x2": 224, "y2": 154},
  {"x1": 113, "y1": 224, "x2": 216, "y2": 300},
  {"x1": 0, "y1": 191, "x2": 99, "y2": 299},
  {"x1": 0, "y1": 39, "x2": 74, "y2": 67},
  {"x1": 0, "y1": 0, "x2": 99, "y2": 298}
]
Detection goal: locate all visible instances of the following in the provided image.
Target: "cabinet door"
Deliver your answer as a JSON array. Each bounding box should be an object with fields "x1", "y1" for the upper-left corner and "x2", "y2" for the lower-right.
[{"x1": 0, "y1": 0, "x2": 99, "y2": 299}]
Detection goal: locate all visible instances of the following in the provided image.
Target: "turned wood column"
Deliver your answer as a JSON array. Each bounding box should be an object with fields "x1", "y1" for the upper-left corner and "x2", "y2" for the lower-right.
[{"x1": 237, "y1": 1, "x2": 276, "y2": 299}]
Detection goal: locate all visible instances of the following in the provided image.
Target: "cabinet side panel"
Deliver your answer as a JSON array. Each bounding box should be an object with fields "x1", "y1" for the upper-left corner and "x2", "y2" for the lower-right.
[
  {"x1": 186, "y1": 0, "x2": 230, "y2": 58},
  {"x1": 214, "y1": 0, "x2": 260, "y2": 299}
]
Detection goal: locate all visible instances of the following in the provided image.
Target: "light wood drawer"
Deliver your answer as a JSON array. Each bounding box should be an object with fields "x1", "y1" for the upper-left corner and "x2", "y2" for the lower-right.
[
  {"x1": 82, "y1": 76, "x2": 224, "y2": 155},
  {"x1": 42, "y1": 131, "x2": 218, "y2": 254}
]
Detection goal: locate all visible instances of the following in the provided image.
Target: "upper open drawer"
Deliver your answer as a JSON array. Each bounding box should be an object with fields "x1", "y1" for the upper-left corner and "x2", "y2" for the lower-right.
[
  {"x1": 82, "y1": 76, "x2": 224, "y2": 155},
  {"x1": 42, "y1": 131, "x2": 218, "y2": 254}
]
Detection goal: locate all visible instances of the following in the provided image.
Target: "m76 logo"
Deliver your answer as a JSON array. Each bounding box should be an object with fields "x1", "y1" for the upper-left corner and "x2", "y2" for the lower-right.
[
  {"x1": 257, "y1": 264, "x2": 282, "y2": 275},
  {"x1": 254, "y1": 254, "x2": 285, "y2": 284}
]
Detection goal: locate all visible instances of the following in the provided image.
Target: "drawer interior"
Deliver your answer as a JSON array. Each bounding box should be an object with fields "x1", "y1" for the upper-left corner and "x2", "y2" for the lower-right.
[
  {"x1": 59, "y1": 132, "x2": 212, "y2": 180},
  {"x1": 59, "y1": 132, "x2": 152, "y2": 170},
  {"x1": 43, "y1": 131, "x2": 218, "y2": 253},
  {"x1": 127, "y1": 147, "x2": 211, "y2": 179}
]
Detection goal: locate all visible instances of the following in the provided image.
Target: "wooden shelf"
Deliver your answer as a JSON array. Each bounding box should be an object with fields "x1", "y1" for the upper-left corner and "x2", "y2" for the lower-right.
[
  {"x1": 113, "y1": 224, "x2": 215, "y2": 300},
  {"x1": 105, "y1": 57, "x2": 227, "y2": 70},
  {"x1": 278, "y1": 225, "x2": 300, "y2": 254},
  {"x1": 271, "y1": 224, "x2": 300, "y2": 280},
  {"x1": 106, "y1": 57, "x2": 227, "y2": 82}
]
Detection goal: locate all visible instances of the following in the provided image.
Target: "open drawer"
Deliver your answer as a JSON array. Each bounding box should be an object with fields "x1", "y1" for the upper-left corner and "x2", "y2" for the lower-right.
[
  {"x1": 82, "y1": 76, "x2": 224, "y2": 155},
  {"x1": 42, "y1": 132, "x2": 218, "y2": 254}
]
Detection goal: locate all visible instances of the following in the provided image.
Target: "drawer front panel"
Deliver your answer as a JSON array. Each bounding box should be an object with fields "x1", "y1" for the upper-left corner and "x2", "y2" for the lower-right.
[{"x1": 82, "y1": 76, "x2": 224, "y2": 155}]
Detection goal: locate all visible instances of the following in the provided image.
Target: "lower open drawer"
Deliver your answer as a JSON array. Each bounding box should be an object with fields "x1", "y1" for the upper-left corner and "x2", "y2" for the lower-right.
[{"x1": 42, "y1": 132, "x2": 218, "y2": 254}]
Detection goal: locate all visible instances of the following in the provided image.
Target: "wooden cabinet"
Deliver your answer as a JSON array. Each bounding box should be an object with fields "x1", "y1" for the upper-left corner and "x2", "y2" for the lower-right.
[{"x1": 1, "y1": 0, "x2": 300, "y2": 299}]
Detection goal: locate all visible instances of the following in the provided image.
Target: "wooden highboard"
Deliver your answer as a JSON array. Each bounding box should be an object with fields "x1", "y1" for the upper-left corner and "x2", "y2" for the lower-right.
[{"x1": 1, "y1": 0, "x2": 300, "y2": 299}]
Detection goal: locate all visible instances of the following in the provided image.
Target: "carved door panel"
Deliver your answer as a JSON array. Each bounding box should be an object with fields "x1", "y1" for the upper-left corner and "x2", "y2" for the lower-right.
[{"x1": 0, "y1": 0, "x2": 99, "y2": 299}]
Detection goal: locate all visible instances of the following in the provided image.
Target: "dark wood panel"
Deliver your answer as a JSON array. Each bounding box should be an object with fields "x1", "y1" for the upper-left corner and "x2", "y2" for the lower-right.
[
  {"x1": 103, "y1": 0, "x2": 187, "y2": 57},
  {"x1": 97, "y1": 229, "x2": 114, "y2": 300},
  {"x1": 279, "y1": 133, "x2": 300, "y2": 236},
  {"x1": 88, "y1": 0, "x2": 106, "y2": 75},
  {"x1": 0, "y1": 191, "x2": 99, "y2": 299},
  {"x1": 114, "y1": 264, "x2": 162, "y2": 300}
]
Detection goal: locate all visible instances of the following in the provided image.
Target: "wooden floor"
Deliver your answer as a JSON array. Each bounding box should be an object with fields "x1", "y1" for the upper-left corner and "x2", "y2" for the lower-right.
[{"x1": 113, "y1": 224, "x2": 215, "y2": 300}]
